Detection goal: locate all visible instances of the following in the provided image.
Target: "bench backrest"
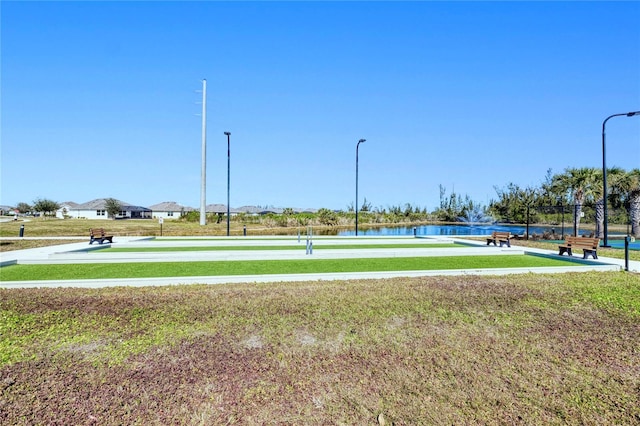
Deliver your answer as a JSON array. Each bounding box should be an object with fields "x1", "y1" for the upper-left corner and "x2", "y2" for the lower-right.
[
  {"x1": 564, "y1": 236, "x2": 599, "y2": 248},
  {"x1": 90, "y1": 228, "x2": 105, "y2": 237},
  {"x1": 492, "y1": 231, "x2": 510, "y2": 239}
]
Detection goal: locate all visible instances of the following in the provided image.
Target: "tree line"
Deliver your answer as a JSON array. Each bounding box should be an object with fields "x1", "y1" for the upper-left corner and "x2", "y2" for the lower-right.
[
  {"x1": 12, "y1": 198, "x2": 123, "y2": 219},
  {"x1": 487, "y1": 167, "x2": 639, "y2": 237},
  {"x1": 10, "y1": 166, "x2": 639, "y2": 237}
]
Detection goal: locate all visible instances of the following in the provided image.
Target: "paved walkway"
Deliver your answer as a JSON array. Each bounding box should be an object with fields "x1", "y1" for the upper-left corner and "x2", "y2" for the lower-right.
[{"x1": 0, "y1": 236, "x2": 636, "y2": 289}]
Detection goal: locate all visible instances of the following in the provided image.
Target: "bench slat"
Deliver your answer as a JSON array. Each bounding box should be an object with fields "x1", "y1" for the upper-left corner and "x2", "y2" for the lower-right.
[
  {"x1": 486, "y1": 231, "x2": 511, "y2": 248},
  {"x1": 558, "y1": 236, "x2": 599, "y2": 259},
  {"x1": 89, "y1": 228, "x2": 114, "y2": 245}
]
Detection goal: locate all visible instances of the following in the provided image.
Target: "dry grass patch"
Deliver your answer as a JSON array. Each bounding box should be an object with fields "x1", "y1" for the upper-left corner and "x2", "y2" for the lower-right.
[
  {"x1": 0, "y1": 239, "x2": 87, "y2": 252},
  {"x1": 1, "y1": 272, "x2": 639, "y2": 424},
  {"x1": 0, "y1": 217, "x2": 336, "y2": 241}
]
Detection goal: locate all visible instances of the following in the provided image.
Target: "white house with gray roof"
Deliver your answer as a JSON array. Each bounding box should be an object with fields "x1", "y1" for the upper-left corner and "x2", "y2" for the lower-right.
[
  {"x1": 70, "y1": 198, "x2": 152, "y2": 219},
  {"x1": 149, "y1": 201, "x2": 193, "y2": 220},
  {"x1": 56, "y1": 201, "x2": 81, "y2": 219}
]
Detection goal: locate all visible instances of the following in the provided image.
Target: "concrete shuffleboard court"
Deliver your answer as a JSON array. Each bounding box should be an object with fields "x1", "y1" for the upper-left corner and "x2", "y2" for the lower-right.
[{"x1": 0, "y1": 236, "x2": 627, "y2": 288}]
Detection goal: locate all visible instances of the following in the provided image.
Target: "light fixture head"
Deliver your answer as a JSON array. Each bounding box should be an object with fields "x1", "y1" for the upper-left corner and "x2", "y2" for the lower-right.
[{"x1": 224, "y1": 132, "x2": 231, "y2": 136}]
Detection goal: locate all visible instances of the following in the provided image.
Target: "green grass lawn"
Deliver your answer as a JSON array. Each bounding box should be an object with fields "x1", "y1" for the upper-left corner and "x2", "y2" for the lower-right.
[
  {"x1": 99, "y1": 243, "x2": 461, "y2": 252},
  {"x1": 1, "y1": 254, "x2": 583, "y2": 281}
]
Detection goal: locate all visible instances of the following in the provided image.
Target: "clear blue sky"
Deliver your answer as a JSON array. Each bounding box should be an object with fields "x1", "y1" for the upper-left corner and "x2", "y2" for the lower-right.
[{"x1": 2, "y1": 1, "x2": 639, "y2": 211}]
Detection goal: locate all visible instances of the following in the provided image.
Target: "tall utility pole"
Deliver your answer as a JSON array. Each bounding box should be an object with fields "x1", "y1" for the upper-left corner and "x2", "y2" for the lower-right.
[
  {"x1": 224, "y1": 131, "x2": 231, "y2": 236},
  {"x1": 200, "y1": 79, "x2": 207, "y2": 226}
]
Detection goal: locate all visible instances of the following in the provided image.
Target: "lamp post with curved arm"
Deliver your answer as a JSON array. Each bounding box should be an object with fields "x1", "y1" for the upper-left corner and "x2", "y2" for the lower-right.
[
  {"x1": 602, "y1": 111, "x2": 640, "y2": 247},
  {"x1": 355, "y1": 138, "x2": 366, "y2": 236}
]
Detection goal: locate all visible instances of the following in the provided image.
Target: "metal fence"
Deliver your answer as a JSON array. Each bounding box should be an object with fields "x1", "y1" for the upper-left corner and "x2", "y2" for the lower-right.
[{"x1": 509, "y1": 203, "x2": 637, "y2": 239}]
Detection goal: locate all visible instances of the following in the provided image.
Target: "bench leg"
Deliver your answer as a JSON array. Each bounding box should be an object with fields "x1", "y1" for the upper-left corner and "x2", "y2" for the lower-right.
[
  {"x1": 583, "y1": 250, "x2": 597, "y2": 260},
  {"x1": 499, "y1": 240, "x2": 511, "y2": 248},
  {"x1": 558, "y1": 247, "x2": 572, "y2": 256}
]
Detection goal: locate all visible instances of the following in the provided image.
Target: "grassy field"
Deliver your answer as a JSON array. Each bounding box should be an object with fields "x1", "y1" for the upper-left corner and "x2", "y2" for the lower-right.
[
  {"x1": 0, "y1": 217, "x2": 338, "y2": 238},
  {"x1": 0, "y1": 255, "x2": 579, "y2": 281},
  {"x1": 1, "y1": 272, "x2": 639, "y2": 424}
]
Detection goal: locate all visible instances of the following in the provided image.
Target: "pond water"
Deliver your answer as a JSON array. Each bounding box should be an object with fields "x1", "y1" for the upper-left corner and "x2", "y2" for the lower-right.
[
  {"x1": 336, "y1": 224, "x2": 638, "y2": 249},
  {"x1": 339, "y1": 224, "x2": 585, "y2": 237}
]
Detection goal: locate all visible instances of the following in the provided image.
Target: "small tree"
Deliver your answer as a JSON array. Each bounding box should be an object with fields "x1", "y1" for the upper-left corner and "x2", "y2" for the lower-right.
[
  {"x1": 16, "y1": 202, "x2": 32, "y2": 214},
  {"x1": 317, "y1": 208, "x2": 338, "y2": 226},
  {"x1": 611, "y1": 168, "x2": 640, "y2": 237},
  {"x1": 551, "y1": 167, "x2": 599, "y2": 235},
  {"x1": 490, "y1": 183, "x2": 539, "y2": 224},
  {"x1": 435, "y1": 185, "x2": 474, "y2": 222},
  {"x1": 32, "y1": 198, "x2": 60, "y2": 218},
  {"x1": 360, "y1": 197, "x2": 372, "y2": 212},
  {"x1": 104, "y1": 198, "x2": 122, "y2": 219}
]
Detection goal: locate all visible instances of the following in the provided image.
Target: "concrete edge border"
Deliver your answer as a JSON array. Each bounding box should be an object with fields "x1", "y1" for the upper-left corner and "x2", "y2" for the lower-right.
[{"x1": 0, "y1": 259, "x2": 17, "y2": 267}]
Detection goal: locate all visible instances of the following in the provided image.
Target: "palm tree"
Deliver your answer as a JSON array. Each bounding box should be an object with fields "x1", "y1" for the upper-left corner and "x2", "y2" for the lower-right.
[
  {"x1": 594, "y1": 167, "x2": 625, "y2": 239},
  {"x1": 629, "y1": 169, "x2": 640, "y2": 237},
  {"x1": 611, "y1": 169, "x2": 640, "y2": 237},
  {"x1": 552, "y1": 167, "x2": 599, "y2": 236}
]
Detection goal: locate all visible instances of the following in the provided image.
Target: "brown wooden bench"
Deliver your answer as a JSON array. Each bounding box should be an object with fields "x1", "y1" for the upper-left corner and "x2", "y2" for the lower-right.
[
  {"x1": 486, "y1": 231, "x2": 511, "y2": 247},
  {"x1": 558, "y1": 236, "x2": 600, "y2": 259},
  {"x1": 89, "y1": 228, "x2": 113, "y2": 245}
]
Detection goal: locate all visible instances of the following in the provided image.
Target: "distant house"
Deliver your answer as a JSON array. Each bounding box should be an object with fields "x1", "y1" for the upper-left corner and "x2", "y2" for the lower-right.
[
  {"x1": 56, "y1": 201, "x2": 81, "y2": 219},
  {"x1": 206, "y1": 204, "x2": 242, "y2": 216},
  {"x1": 206, "y1": 203, "x2": 228, "y2": 215},
  {"x1": 230, "y1": 206, "x2": 316, "y2": 215},
  {"x1": 72, "y1": 198, "x2": 152, "y2": 219},
  {"x1": 0, "y1": 205, "x2": 15, "y2": 216},
  {"x1": 257, "y1": 207, "x2": 317, "y2": 215},
  {"x1": 235, "y1": 205, "x2": 263, "y2": 215},
  {"x1": 259, "y1": 207, "x2": 284, "y2": 215},
  {"x1": 149, "y1": 201, "x2": 193, "y2": 220}
]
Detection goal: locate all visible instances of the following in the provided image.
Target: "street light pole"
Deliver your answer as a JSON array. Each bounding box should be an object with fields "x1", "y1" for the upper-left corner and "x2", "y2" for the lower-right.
[
  {"x1": 224, "y1": 131, "x2": 231, "y2": 237},
  {"x1": 602, "y1": 111, "x2": 640, "y2": 247},
  {"x1": 355, "y1": 138, "x2": 366, "y2": 236}
]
